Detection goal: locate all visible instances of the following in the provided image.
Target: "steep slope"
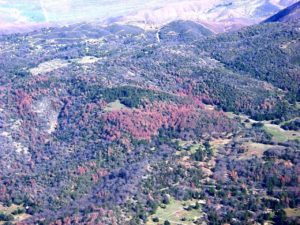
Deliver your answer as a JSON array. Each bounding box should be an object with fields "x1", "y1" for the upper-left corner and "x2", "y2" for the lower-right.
[
  {"x1": 264, "y1": 1, "x2": 300, "y2": 22},
  {"x1": 197, "y1": 22, "x2": 300, "y2": 112}
]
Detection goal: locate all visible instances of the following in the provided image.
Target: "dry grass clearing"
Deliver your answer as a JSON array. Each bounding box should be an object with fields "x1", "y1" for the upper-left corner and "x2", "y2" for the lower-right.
[
  {"x1": 30, "y1": 59, "x2": 69, "y2": 76},
  {"x1": 263, "y1": 123, "x2": 300, "y2": 143},
  {"x1": 75, "y1": 56, "x2": 100, "y2": 64},
  {"x1": 285, "y1": 208, "x2": 300, "y2": 218},
  {"x1": 0, "y1": 204, "x2": 30, "y2": 225},
  {"x1": 104, "y1": 100, "x2": 127, "y2": 112},
  {"x1": 225, "y1": 111, "x2": 300, "y2": 143},
  {"x1": 147, "y1": 197, "x2": 204, "y2": 225},
  {"x1": 210, "y1": 138, "x2": 231, "y2": 149},
  {"x1": 239, "y1": 142, "x2": 280, "y2": 160},
  {"x1": 172, "y1": 139, "x2": 203, "y2": 156}
]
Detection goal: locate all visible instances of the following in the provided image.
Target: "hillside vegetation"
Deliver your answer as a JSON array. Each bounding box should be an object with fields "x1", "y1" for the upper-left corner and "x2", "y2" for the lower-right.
[{"x1": 0, "y1": 20, "x2": 299, "y2": 224}]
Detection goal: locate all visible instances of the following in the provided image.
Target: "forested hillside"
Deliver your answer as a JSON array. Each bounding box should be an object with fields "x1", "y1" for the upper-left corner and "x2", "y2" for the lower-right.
[{"x1": 0, "y1": 20, "x2": 299, "y2": 225}]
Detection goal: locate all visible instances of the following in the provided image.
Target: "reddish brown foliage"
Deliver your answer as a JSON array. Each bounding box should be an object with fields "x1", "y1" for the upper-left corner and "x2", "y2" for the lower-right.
[
  {"x1": 102, "y1": 101, "x2": 233, "y2": 141},
  {"x1": 92, "y1": 169, "x2": 108, "y2": 183},
  {"x1": 0, "y1": 185, "x2": 7, "y2": 201},
  {"x1": 229, "y1": 170, "x2": 238, "y2": 182},
  {"x1": 102, "y1": 102, "x2": 199, "y2": 141},
  {"x1": 77, "y1": 166, "x2": 87, "y2": 175},
  {"x1": 15, "y1": 89, "x2": 33, "y2": 115}
]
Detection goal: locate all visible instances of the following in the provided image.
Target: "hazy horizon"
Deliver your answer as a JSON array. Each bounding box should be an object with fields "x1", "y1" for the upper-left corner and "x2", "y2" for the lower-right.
[
  {"x1": 0, "y1": 0, "x2": 298, "y2": 34},
  {"x1": 0, "y1": 0, "x2": 177, "y2": 24}
]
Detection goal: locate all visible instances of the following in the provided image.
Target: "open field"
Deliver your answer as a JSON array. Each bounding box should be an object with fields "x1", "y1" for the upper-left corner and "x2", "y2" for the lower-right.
[
  {"x1": 30, "y1": 59, "x2": 69, "y2": 76},
  {"x1": 74, "y1": 56, "x2": 100, "y2": 64},
  {"x1": 147, "y1": 198, "x2": 204, "y2": 225},
  {"x1": 210, "y1": 138, "x2": 231, "y2": 149},
  {"x1": 173, "y1": 139, "x2": 203, "y2": 156},
  {"x1": 285, "y1": 208, "x2": 300, "y2": 218},
  {"x1": 225, "y1": 111, "x2": 300, "y2": 143},
  {"x1": 239, "y1": 142, "x2": 282, "y2": 160},
  {"x1": 264, "y1": 123, "x2": 300, "y2": 143},
  {"x1": 104, "y1": 100, "x2": 127, "y2": 112}
]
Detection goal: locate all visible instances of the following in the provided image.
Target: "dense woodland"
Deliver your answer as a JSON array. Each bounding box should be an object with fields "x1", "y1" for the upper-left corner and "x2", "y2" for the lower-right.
[{"x1": 0, "y1": 19, "x2": 299, "y2": 225}]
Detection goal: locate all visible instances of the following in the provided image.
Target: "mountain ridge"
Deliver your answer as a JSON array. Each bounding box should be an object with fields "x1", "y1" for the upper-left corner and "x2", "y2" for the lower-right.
[
  {"x1": 264, "y1": 1, "x2": 300, "y2": 22},
  {"x1": 0, "y1": 0, "x2": 298, "y2": 34},
  {"x1": 112, "y1": 0, "x2": 299, "y2": 32}
]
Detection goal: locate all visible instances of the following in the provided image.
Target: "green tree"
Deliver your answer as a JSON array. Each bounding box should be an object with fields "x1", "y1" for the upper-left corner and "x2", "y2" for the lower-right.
[
  {"x1": 273, "y1": 209, "x2": 288, "y2": 225},
  {"x1": 164, "y1": 220, "x2": 171, "y2": 225}
]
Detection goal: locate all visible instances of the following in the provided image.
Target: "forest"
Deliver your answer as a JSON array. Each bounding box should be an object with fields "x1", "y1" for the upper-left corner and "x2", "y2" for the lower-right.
[{"x1": 0, "y1": 19, "x2": 299, "y2": 225}]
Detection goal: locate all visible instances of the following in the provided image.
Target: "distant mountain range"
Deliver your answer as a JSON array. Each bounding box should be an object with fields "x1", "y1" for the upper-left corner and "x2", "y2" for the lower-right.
[
  {"x1": 108, "y1": 0, "x2": 299, "y2": 32},
  {"x1": 0, "y1": 0, "x2": 298, "y2": 34},
  {"x1": 264, "y1": 1, "x2": 300, "y2": 22}
]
